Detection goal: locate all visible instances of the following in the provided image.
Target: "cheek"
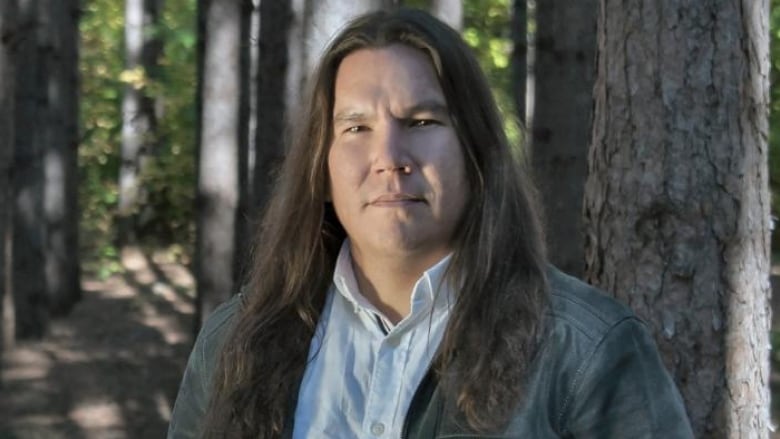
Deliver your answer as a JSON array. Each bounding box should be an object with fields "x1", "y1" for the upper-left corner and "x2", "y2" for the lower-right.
[{"x1": 327, "y1": 147, "x2": 362, "y2": 206}]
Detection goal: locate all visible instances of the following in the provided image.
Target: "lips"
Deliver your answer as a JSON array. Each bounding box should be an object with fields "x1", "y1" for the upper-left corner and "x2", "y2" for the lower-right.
[{"x1": 368, "y1": 193, "x2": 425, "y2": 206}]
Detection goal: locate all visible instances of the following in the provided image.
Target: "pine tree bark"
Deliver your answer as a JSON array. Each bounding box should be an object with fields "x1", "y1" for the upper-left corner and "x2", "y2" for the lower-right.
[
  {"x1": 118, "y1": 0, "x2": 163, "y2": 246},
  {"x1": 13, "y1": 0, "x2": 48, "y2": 338},
  {"x1": 0, "y1": 0, "x2": 18, "y2": 349},
  {"x1": 40, "y1": 0, "x2": 81, "y2": 315},
  {"x1": 583, "y1": 1, "x2": 771, "y2": 436},
  {"x1": 195, "y1": 0, "x2": 242, "y2": 328},
  {"x1": 531, "y1": 0, "x2": 596, "y2": 278}
]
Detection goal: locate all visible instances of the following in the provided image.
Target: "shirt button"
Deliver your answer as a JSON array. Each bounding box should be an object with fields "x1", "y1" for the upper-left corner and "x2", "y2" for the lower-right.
[{"x1": 370, "y1": 421, "x2": 385, "y2": 436}]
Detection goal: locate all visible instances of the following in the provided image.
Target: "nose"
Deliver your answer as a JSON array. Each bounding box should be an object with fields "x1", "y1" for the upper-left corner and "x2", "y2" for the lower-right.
[{"x1": 372, "y1": 121, "x2": 411, "y2": 175}]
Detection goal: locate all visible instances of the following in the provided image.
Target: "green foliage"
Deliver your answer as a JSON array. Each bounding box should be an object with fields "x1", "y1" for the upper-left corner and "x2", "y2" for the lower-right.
[
  {"x1": 79, "y1": 0, "x2": 197, "y2": 274},
  {"x1": 405, "y1": 0, "x2": 523, "y2": 146},
  {"x1": 79, "y1": 0, "x2": 125, "y2": 275},
  {"x1": 462, "y1": 0, "x2": 523, "y2": 147}
]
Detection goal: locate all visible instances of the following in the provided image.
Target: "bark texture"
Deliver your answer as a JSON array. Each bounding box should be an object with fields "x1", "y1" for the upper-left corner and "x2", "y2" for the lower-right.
[
  {"x1": 40, "y1": 0, "x2": 81, "y2": 315},
  {"x1": 0, "y1": 0, "x2": 17, "y2": 349},
  {"x1": 118, "y1": 0, "x2": 163, "y2": 245},
  {"x1": 531, "y1": 0, "x2": 596, "y2": 278},
  {"x1": 195, "y1": 0, "x2": 242, "y2": 328},
  {"x1": 583, "y1": 1, "x2": 771, "y2": 437}
]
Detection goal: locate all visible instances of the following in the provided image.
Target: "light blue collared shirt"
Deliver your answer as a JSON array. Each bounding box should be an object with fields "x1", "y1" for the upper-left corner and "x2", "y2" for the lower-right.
[{"x1": 292, "y1": 240, "x2": 455, "y2": 439}]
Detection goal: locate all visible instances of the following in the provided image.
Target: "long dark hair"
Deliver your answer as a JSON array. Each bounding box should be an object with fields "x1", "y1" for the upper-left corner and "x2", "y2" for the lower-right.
[{"x1": 202, "y1": 8, "x2": 548, "y2": 438}]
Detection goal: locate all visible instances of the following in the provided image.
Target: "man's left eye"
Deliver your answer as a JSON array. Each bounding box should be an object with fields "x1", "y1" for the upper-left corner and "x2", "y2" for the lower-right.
[{"x1": 410, "y1": 119, "x2": 437, "y2": 128}]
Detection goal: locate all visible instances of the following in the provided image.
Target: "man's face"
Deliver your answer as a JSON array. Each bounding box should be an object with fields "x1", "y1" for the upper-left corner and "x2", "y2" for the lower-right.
[{"x1": 327, "y1": 44, "x2": 469, "y2": 262}]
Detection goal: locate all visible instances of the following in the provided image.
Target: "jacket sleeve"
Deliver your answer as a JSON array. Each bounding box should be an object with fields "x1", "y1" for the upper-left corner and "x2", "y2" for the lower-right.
[
  {"x1": 561, "y1": 317, "x2": 694, "y2": 438},
  {"x1": 167, "y1": 295, "x2": 243, "y2": 439}
]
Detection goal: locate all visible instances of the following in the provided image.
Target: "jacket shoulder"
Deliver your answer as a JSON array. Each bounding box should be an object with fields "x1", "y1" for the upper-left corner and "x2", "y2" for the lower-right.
[
  {"x1": 546, "y1": 267, "x2": 636, "y2": 341},
  {"x1": 167, "y1": 293, "x2": 244, "y2": 439},
  {"x1": 197, "y1": 293, "x2": 244, "y2": 357}
]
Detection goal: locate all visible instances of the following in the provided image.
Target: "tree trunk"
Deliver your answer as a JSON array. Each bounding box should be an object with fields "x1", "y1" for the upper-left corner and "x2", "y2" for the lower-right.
[
  {"x1": 431, "y1": 0, "x2": 463, "y2": 31},
  {"x1": 583, "y1": 1, "x2": 771, "y2": 437},
  {"x1": 0, "y1": 0, "x2": 18, "y2": 350},
  {"x1": 195, "y1": 0, "x2": 242, "y2": 328},
  {"x1": 233, "y1": 0, "x2": 257, "y2": 288},
  {"x1": 510, "y1": 0, "x2": 527, "y2": 125},
  {"x1": 253, "y1": 0, "x2": 293, "y2": 215},
  {"x1": 40, "y1": 0, "x2": 81, "y2": 316},
  {"x1": 118, "y1": 0, "x2": 163, "y2": 246},
  {"x1": 303, "y1": 0, "x2": 393, "y2": 76},
  {"x1": 13, "y1": 0, "x2": 48, "y2": 339},
  {"x1": 531, "y1": 0, "x2": 596, "y2": 278}
]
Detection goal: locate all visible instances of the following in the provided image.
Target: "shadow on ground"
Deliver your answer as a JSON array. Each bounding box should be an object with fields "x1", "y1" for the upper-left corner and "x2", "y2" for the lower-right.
[{"x1": 0, "y1": 248, "x2": 194, "y2": 439}]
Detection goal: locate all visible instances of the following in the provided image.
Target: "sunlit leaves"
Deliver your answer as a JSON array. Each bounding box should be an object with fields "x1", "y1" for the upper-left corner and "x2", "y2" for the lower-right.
[{"x1": 80, "y1": 0, "x2": 197, "y2": 273}]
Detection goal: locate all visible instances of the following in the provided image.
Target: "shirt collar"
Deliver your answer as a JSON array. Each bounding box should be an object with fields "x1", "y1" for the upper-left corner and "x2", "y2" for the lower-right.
[{"x1": 332, "y1": 239, "x2": 455, "y2": 324}]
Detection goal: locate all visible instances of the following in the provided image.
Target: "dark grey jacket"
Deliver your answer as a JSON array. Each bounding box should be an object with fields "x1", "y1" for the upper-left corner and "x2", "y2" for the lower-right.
[{"x1": 168, "y1": 269, "x2": 694, "y2": 438}]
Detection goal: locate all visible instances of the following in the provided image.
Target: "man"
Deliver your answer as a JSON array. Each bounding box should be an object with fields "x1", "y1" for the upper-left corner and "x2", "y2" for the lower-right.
[{"x1": 168, "y1": 8, "x2": 693, "y2": 438}]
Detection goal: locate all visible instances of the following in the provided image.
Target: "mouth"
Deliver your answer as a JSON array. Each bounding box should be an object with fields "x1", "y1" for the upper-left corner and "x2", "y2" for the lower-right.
[{"x1": 368, "y1": 193, "x2": 426, "y2": 207}]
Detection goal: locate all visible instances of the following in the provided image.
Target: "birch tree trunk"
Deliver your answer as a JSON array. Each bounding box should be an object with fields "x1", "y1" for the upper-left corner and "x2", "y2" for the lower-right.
[
  {"x1": 119, "y1": 0, "x2": 163, "y2": 246},
  {"x1": 40, "y1": 0, "x2": 81, "y2": 315},
  {"x1": 0, "y1": 0, "x2": 18, "y2": 349},
  {"x1": 195, "y1": 0, "x2": 242, "y2": 328},
  {"x1": 531, "y1": 0, "x2": 596, "y2": 278},
  {"x1": 583, "y1": 1, "x2": 771, "y2": 436}
]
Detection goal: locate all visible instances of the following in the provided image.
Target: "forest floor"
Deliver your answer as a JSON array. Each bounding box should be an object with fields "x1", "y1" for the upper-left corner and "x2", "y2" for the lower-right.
[
  {"x1": 1, "y1": 249, "x2": 780, "y2": 438},
  {"x1": 0, "y1": 248, "x2": 195, "y2": 439}
]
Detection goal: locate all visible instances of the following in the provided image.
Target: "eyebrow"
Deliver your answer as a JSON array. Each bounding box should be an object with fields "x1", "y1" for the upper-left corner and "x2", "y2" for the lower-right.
[{"x1": 332, "y1": 99, "x2": 449, "y2": 124}]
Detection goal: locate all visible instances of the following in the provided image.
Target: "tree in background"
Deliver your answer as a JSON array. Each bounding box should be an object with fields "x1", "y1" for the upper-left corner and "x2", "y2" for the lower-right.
[
  {"x1": 584, "y1": 1, "x2": 770, "y2": 436},
  {"x1": 431, "y1": 0, "x2": 463, "y2": 30},
  {"x1": 509, "y1": 0, "x2": 526, "y2": 125},
  {"x1": 0, "y1": 0, "x2": 17, "y2": 349},
  {"x1": 529, "y1": 0, "x2": 596, "y2": 278},
  {"x1": 40, "y1": 0, "x2": 81, "y2": 316},
  {"x1": 79, "y1": 0, "x2": 197, "y2": 276},
  {"x1": 13, "y1": 0, "x2": 49, "y2": 338},
  {"x1": 118, "y1": 0, "x2": 164, "y2": 247},
  {"x1": 194, "y1": 0, "x2": 243, "y2": 327},
  {"x1": 6, "y1": 0, "x2": 83, "y2": 340}
]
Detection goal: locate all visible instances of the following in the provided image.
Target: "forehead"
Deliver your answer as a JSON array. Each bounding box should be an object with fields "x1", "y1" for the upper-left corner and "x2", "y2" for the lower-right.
[{"x1": 332, "y1": 44, "x2": 445, "y2": 112}]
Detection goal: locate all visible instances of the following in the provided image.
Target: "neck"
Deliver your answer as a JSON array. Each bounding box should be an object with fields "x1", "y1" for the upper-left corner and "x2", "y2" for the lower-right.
[{"x1": 349, "y1": 245, "x2": 448, "y2": 324}]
